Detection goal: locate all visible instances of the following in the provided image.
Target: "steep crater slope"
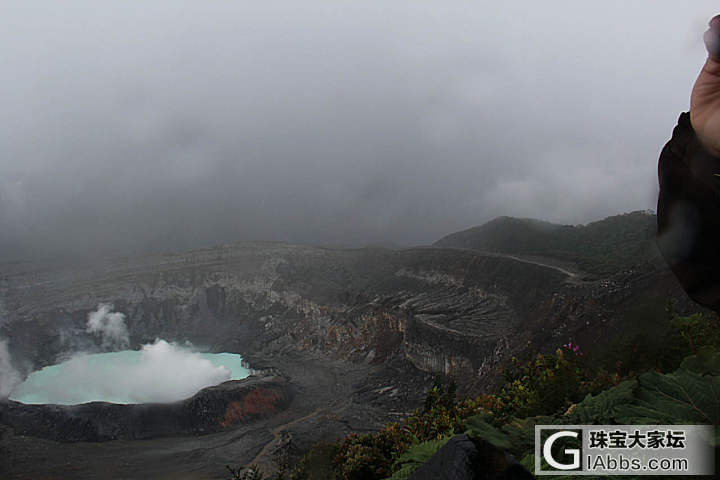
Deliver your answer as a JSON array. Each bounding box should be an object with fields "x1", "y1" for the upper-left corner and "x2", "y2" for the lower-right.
[
  {"x1": 1, "y1": 243, "x2": 567, "y2": 389},
  {"x1": 433, "y1": 211, "x2": 704, "y2": 363},
  {"x1": 0, "y1": 213, "x2": 704, "y2": 478},
  {"x1": 0, "y1": 375, "x2": 292, "y2": 442},
  {"x1": 1, "y1": 216, "x2": 699, "y2": 393},
  {"x1": 0, "y1": 242, "x2": 573, "y2": 478}
]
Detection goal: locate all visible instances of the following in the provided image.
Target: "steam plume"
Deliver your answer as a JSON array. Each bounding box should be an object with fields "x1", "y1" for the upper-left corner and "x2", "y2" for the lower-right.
[
  {"x1": 10, "y1": 340, "x2": 235, "y2": 404},
  {"x1": 0, "y1": 338, "x2": 21, "y2": 398},
  {"x1": 86, "y1": 304, "x2": 129, "y2": 349}
]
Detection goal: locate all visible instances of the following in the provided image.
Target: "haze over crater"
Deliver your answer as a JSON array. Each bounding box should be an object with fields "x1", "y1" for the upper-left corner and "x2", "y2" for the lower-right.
[{"x1": 1, "y1": 1, "x2": 717, "y2": 260}]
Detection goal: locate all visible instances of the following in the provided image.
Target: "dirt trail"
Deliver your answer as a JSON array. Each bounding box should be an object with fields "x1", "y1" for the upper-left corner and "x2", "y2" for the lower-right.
[
  {"x1": 422, "y1": 246, "x2": 585, "y2": 283},
  {"x1": 450, "y1": 248, "x2": 586, "y2": 283},
  {"x1": 498, "y1": 253, "x2": 580, "y2": 280}
]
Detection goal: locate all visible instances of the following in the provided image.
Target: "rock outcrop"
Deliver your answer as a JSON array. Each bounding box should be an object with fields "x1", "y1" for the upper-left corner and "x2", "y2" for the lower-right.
[
  {"x1": 0, "y1": 241, "x2": 698, "y2": 395},
  {"x1": 0, "y1": 233, "x2": 703, "y2": 478},
  {"x1": 0, "y1": 374, "x2": 292, "y2": 441},
  {"x1": 0, "y1": 244, "x2": 565, "y2": 390}
]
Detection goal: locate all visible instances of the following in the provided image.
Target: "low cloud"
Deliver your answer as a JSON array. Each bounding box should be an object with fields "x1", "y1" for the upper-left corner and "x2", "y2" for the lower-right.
[
  {"x1": 86, "y1": 304, "x2": 129, "y2": 349},
  {"x1": 0, "y1": 1, "x2": 716, "y2": 260}
]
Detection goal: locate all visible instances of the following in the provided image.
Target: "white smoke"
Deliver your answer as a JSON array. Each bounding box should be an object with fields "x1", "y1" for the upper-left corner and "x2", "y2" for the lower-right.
[
  {"x1": 86, "y1": 304, "x2": 129, "y2": 349},
  {"x1": 10, "y1": 339, "x2": 234, "y2": 404},
  {"x1": 0, "y1": 337, "x2": 21, "y2": 398}
]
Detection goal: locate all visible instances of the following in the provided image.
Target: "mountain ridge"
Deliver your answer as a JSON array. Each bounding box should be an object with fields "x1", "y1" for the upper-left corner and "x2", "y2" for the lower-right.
[
  {"x1": 434, "y1": 210, "x2": 658, "y2": 274},
  {"x1": 0, "y1": 209, "x2": 703, "y2": 479}
]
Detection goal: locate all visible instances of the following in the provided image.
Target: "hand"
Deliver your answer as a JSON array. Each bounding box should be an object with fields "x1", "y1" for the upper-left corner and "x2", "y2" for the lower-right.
[{"x1": 691, "y1": 16, "x2": 720, "y2": 156}]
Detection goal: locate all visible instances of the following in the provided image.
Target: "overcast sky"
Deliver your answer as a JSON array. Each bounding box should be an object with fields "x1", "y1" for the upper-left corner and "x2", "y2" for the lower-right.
[{"x1": 1, "y1": 1, "x2": 717, "y2": 260}]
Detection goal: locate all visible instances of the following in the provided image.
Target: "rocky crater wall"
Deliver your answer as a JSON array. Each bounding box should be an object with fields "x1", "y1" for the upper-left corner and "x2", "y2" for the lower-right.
[
  {"x1": 1, "y1": 242, "x2": 675, "y2": 392},
  {"x1": 0, "y1": 374, "x2": 292, "y2": 442}
]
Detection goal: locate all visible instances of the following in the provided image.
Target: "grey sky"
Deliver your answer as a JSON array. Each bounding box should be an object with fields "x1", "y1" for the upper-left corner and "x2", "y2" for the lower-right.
[{"x1": 1, "y1": 1, "x2": 717, "y2": 260}]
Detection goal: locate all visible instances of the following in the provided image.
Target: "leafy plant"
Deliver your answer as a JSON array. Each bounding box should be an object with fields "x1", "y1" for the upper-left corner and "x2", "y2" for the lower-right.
[
  {"x1": 673, "y1": 313, "x2": 720, "y2": 356},
  {"x1": 495, "y1": 344, "x2": 619, "y2": 420},
  {"x1": 566, "y1": 380, "x2": 638, "y2": 425},
  {"x1": 228, "y1": 465, "x2": 266, "y2": 480},
  {"x1": 291, "y1": 378, "x2": 470, "y2": 480},
  {"x1": 332, "y1": 429, "x2": 408, "y2": 480},
  {"x1": 291, "y1": 442, "x2": 340, "y2": 480},
  {"x1": 680, "y1": 347, "x2": 720, "y2": 375},
  {"x1": 614, "y1": 369, "x2": 720, "y2": 426},
  {"x1": 387, "y1": 437, "x2": 451, "y2": 480},
  {"x1": 289, "y1": 310, "x2": 720, "y2": 480},
  {"x1": 464, "y1": 415, "x2": 512, "y2": 450},
  {"x1": 423, "y1": 376, "x2": 457, "y2": 412}
]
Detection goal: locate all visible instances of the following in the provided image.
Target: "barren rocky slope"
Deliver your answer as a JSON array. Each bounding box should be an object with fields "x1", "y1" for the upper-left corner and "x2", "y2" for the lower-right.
[
  {"x1": 1, "y1": 242, "x2": 569, "y2": 386},
  {"x1": 0, "y1": 215, "x2": 701, "y2": 478}
]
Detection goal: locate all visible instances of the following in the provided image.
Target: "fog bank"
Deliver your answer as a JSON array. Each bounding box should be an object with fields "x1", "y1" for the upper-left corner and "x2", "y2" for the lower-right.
[
  {"x1": 1, "y1": 1, "x2": 718, "y2": 260},
  {"x1": 9, "y1": 340, "x2": 249, "y2": 405}
]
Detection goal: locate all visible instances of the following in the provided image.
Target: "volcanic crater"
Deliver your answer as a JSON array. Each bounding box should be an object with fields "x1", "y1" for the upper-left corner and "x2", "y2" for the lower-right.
[{"x1": 0, "y1": 235, "x2": 696, "y2": 478}]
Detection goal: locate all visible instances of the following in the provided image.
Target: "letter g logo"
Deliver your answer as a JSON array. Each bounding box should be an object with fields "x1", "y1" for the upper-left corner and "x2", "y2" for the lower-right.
[{"x1": 543, "y1": 431, "x2": 580, "y2": 470}]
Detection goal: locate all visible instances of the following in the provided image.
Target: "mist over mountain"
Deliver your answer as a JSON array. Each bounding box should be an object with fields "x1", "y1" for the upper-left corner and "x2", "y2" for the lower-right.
[
  {"x1": 2, "y1": 1, "x2": 715, "y2": 261},
  {"x1": 3, "y1": 1, "x2": 720, "y2": 478},
  {"x1": 435, "y1": 210, "x2": 658, "y2": 274}
]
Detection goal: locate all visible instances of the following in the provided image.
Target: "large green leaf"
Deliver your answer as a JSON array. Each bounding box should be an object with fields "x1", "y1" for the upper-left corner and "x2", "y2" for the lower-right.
[
  {"x1": 502, "y1": 415, "x2": 558, "y2": 456},
  {"x1": 386, "y1": 437, "x2": 450, "y2": 480},
  {"x1": 680, "y1": 347, "x2": 720, "y2": 376},
  {"x1": 613, "y1": 369, "x2": 720, "y2": 425},
  {"x1": 464, "y1": 415, "x2": 512, "y2": 449},
  {"x1": 465, "y1": 414, "x2": 557, "y2": 459},
  {"x1": 567, "y1": 379, "x2": 637, "y2": 424}
]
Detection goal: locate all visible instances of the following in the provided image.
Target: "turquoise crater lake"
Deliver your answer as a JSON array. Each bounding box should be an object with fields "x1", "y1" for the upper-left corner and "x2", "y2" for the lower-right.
[{"x1": 9, "y1": 340, "x2": 250, "y2": 405}]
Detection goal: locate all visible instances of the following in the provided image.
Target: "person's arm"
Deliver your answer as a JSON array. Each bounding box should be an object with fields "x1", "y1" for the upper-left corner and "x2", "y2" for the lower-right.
[
  {"x1": 657, "y1": 112, "x2": 720, "y2": 311},
  {"x1": 657, "y1": 15, "x2": 720, "y2": 311}
]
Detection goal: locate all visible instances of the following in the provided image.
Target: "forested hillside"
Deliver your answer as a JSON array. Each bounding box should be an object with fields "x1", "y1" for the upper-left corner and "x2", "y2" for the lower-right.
[{"x1": 434, "y1": 211, "x2": 657, "y2": 275}]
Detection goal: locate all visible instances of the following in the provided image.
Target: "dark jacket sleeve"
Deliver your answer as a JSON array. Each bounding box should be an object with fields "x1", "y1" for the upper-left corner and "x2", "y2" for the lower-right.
[{"x1": 657, "y1": 112, "x2": 720, "y2": 311}]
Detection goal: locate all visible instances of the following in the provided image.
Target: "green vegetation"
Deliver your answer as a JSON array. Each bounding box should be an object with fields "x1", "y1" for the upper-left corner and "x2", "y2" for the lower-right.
[
  {"x1": 601, "y1": 306, "x2": 720, "y2": 377},
  {"x1": 434, "y1": 211, "x2": 657, "y2": 274},
  {"x1": 228, "y1": 465, "x2": 272, "y2": 480},
  {"x1": 227, "y1": 212, "x2": 715, "y2": 479},
  {"x1": 282, "y1": 311, "x2": 719, "y2": 480},
  {"x1": 290, "y1": 378, "x2": 488, "y2": 480},
  {"x1": 386, "y1": 437, "x2": 451, "y2": 480},
  {"x1": 493, "y1": 344, "x2": 620, "y2": 420},
  {"x1": 231, "y1": 311, "x2": 719, "y2": 479}
]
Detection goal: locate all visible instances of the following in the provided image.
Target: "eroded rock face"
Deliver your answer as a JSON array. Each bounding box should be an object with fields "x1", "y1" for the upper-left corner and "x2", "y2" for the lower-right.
[
  {"x1": 1, "y1": 237, "x2": 702, "y2": 479},
  {"x1": 0, "y1": 244, "x2": 567, "y2": 390},
  {"x1": 0, "y1": 240, "x2": 704, "y2": 480},
  {"x1": 0, "y1": 242, "x2": 699, "y2": 396},
  {"x1": 0, "y1": 374, "x2": 292, "y2": 442}
]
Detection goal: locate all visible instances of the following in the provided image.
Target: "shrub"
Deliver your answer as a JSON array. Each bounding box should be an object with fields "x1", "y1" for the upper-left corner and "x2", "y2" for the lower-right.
[
  {"x1": 288, "y1": 311, "x2": 720, "y2": 479},
  {"x1": 494, "y1": 343, "x2": 619, "y2": 420}
]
